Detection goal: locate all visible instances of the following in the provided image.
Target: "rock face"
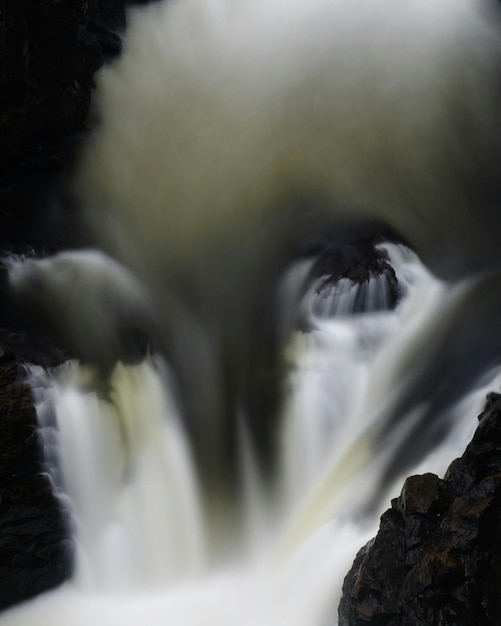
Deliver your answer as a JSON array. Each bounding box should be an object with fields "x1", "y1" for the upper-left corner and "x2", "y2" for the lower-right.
[
  {"x1": 0, "y1": 339, "x2": 72, "y2": 611},
  {"x1": 0, "y1": 0, "x2": 154, "y2": 253},
  {"x1": 0, "y1": 0, "x2": 124, "y2": 174},
  {"x1": 339, "y1": 392, "x2": 501, "y2": 626},
  {"x1": 0, "y1": 0, "x2": 157, "y2": 611}
]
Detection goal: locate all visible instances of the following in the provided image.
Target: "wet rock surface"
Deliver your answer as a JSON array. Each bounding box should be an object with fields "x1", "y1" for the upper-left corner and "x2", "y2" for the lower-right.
[
  {"x1": 0, "y1": 0, "x2": 157, "y2": 254},
  {"x1": 309, "y1": 240, "x2": 401, "y2": 317},
  {"x1": 339, "y1": 393, "x2": 501, "y2": 626},
  {"x1": 0, "y1": 337, "x2": 72, "y2": 611},
  {"x1": 0, "y1": 0, "x2": 124, "y2": 174}
]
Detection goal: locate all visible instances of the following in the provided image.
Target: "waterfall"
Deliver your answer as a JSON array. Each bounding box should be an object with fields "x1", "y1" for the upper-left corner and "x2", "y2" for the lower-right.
[
  {"x1": 2, "y1": 0, "x2": 501, "y2": 623},
  {"x1": 3, "y1": 244, "x2": 501, "y2": 626}
]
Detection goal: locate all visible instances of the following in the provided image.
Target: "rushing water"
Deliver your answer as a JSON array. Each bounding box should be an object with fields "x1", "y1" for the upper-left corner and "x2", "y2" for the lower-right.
[
  {"x1": 3, "y1": 0, "x2": 501, "y2": 622},
  {"x1": 3, "y1": 245, "x2": 501, "y2": 626}
]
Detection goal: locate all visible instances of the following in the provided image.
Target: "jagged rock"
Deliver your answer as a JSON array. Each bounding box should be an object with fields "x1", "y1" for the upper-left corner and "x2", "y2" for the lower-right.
[
  {"x1": 0, "y1": 474, "x2": 73, "y2": 610},
  {"x1": 0, "y1": 0, "x2": 125, "y2": 175},
  {"x1": 0, "y1": 338, "x2": 72, "y2": 610},
  {"x1": 0, "y1": 0, "x2": 158, "y2": 254},
  {"x1": 339, "y1": 395, "x2": 501, "y2": 626},
  {"x1": 0, "y1": 0, "x2": 125, "y2": 255},
  {"x1": 309, "y1": 240, "x2": 401, "y2": 317}
]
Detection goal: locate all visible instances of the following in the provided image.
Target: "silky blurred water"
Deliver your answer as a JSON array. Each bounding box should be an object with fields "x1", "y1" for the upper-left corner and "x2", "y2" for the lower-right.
[
  {"x1": 3, "y1": 0, "x2": 501, "y2": 621},
  {"x1": 2, "y1": 245, "x2": 498, "y2": 626}
]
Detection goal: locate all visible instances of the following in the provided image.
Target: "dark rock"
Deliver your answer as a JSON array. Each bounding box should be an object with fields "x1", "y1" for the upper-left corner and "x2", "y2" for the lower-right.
[
  {"x1": 339, "y1": 395, "x2": 501, "y2": 625},
  {"x1": 0, "y1": 0, "x2": 155, "y2": 255},
  {"x1": 0, "y1": 0, "x2": 124, "y2": 171},
  {"x1": 0, "y1": 475, "x2": 73, "y2": 609},
  {"x1": 0, "y1": 336, "x2": 72, "y2": 610},
  {"x1": 309, "y1": 241, "x2": 401, "y2": 317}
]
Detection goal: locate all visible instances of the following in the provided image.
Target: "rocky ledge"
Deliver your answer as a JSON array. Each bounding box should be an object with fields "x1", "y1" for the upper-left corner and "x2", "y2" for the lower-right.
[{"x1": 339, "y1": 392, "x2": 501, "y2": 626}]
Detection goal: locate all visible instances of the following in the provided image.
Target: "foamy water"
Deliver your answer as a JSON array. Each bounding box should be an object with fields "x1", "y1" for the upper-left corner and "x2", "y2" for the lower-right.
[
  {"x1": 3, "y1": 0, "x2": 501, "y2": 621},
  {"x1": 2, "y1": 245, "x2": 498, "y2": 626}
]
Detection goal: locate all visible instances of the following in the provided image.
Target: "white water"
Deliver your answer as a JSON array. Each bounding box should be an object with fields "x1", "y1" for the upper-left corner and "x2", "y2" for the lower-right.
[
  {"x1": 3, "y1": 0, "x2": 501, "y2": 622},
  {"x1": 2, "y1": 245, "x2": 500, "y2": 626},
  {"x1": 81, "y1": 0, "x2": 501, "y2": 279}
]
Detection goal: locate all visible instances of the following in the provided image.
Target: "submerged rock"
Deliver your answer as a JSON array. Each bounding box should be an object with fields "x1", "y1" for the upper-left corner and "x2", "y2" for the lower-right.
[{"x1": 339, "y1": 394, "x2": 501, "y2": 626}]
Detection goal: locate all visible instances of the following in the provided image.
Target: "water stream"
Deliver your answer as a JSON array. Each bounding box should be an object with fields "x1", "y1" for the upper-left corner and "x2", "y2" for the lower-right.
[
  {"x1": 2, "y1": 245, "x2": 499, "y2": 625},
  {"x1": 2, "y1": 0, "x2": 501, "y2": 622}
]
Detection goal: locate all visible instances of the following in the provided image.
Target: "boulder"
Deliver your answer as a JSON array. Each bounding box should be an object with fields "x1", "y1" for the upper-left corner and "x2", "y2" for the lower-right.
[
  {"x1": 339, "y1": 393, "x2": 501, "y2": 626},
  {"x1": 0, "y1": 0, "x2": 124, "y2": 175}
]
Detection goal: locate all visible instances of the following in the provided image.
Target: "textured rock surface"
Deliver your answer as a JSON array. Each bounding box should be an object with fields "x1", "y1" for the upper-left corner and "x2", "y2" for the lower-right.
[
  {"x1": 0, "y1": 0, "x2": 152, "y2": 253},
  {"x1": 0, "y1": 338, "x2": 72, "y2": 610},
  {"x1": 339, "y1": 392, "x2": 501, "y2": 626}
]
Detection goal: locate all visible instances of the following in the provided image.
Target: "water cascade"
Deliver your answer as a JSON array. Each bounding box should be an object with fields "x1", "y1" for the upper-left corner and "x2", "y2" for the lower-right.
[
  {"x1": 3, "y1": 245, "x2": 501, "y2": 626},
  {"x1": 2, "y1": 0, "x2": 501, "y2": 623}
]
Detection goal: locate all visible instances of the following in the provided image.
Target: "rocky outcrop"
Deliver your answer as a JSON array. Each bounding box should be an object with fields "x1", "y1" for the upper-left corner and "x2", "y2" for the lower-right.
[
  {"x1": 0, "y1": 338, "x2": 72, "y2": 610},
  {"x1": 309, "y1": 239, "x2": 401, "y2": 317},
  {"x1": 0, "y1": 0, "x2": 124, "y2": 174},
  {"x1": 339, "y1": 392, "x2": 501, "y2": 625},
  {"x1": 0, "y1": 0, "x2": 157, "y2": 254}
]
